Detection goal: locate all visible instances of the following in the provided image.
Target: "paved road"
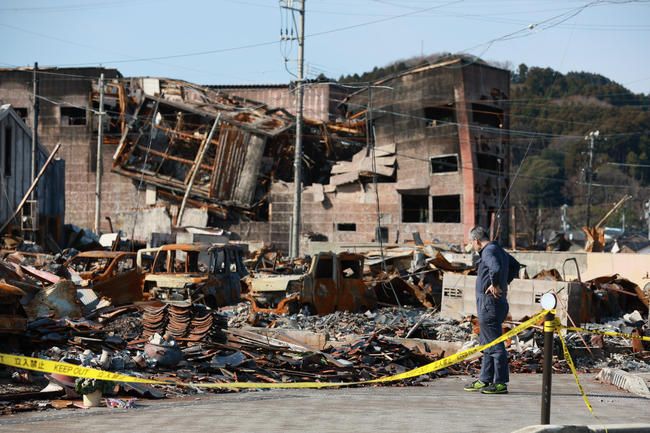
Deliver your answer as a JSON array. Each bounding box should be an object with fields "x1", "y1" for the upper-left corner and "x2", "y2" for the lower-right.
[{"x1": 1, "y1": 374, "x2": 649, "y2": 433}]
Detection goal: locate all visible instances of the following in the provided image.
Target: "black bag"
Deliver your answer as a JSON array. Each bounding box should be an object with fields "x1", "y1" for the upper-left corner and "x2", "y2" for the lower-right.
[{"x1": 506, "y1": 253, "x2": 521, "y2": 284}]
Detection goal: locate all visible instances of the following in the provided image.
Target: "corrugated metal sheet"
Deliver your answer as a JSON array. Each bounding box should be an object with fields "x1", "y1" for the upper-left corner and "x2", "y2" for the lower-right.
[{"x1": 0, "y1": 105, "x2": 65, "y2": 239}]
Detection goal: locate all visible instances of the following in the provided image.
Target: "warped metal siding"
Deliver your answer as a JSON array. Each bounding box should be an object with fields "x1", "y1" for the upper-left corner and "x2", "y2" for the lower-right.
[{"x1": 0, "y1": 107, "x2": 65, "y2": 240}]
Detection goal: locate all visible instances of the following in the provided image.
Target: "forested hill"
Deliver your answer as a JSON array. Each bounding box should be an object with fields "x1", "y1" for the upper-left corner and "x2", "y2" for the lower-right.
[{"x1": 337, "y1": 56, "x2": 650, "y2": 230}]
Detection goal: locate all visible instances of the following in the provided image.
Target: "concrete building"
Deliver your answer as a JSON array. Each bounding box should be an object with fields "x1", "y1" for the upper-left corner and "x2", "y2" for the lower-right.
[
  {"x1": 0, "y1": 58, "x2": 510, "y2": 252},
  {"x1": 261, "y1": 57, "x2": 511, "y2": 251},
  {"x1": 0, "y1": 67, "x2": 134, "y2": 230},
  {"x1": 209, "y1": 82, "x2": 350, "y2": 122},
  {"x1": 0, "y1": 104, "x2": 65, "y2": 243}
]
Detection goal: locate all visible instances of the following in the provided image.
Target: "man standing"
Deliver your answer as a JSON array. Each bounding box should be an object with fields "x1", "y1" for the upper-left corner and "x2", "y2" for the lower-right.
[{"x1": 464, "y1": 226, "x2": 510, "y2": 394}]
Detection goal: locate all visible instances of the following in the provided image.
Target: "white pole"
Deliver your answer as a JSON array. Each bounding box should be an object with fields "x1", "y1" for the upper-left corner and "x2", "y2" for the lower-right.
[
  {"x1": 290, "y1": 0, "x2": 305, "y2": 258},
  {"x1": 94, "y1": 73, "x2": 104, "y2": 234}
]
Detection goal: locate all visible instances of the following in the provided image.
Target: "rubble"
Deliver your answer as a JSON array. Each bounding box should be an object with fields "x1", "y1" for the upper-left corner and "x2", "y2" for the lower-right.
[
  {"x1": 0, "y1": 238, "x2": 648, "y2": 416},
  {"x1": 100, "y1": 78, "x2": 366, "y2": 221},
  {"x1": 227, "y1": 304, "x2": 473, "y2": 342}
]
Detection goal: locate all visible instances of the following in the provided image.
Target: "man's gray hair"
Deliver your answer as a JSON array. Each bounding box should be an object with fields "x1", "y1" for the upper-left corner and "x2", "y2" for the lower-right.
[{"x1": 469, "y1": 226, "x2": 490, "y2": 242}]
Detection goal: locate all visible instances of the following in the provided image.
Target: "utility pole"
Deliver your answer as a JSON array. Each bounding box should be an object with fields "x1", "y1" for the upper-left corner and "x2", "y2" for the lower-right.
[
  {"x1": 31, "y1": 62, "x2": 39, "y2": 188},
  {"x1": 496, "y1": 157, "x2": 503, "y2": 241},
  {"x1": 561, "y1": 204, "x2": 568, "y2": 234},
  {"x1": 285, "y1": 0, "x2": 305, "y2": 258},
  {"x1": 584, "y1": 130, "x2": 599, "y2": 227},
  {"x1": 26, "y1": 62, "x2": 40, "y2": 242},
  {"x1": 94, "y1": 73, "x2": 105, "y2": 234}
]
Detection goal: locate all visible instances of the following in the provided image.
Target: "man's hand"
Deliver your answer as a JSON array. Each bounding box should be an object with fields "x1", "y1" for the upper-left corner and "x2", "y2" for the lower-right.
[{"x1": 485, "y1": 284, "x2": 502, "y2": 299}]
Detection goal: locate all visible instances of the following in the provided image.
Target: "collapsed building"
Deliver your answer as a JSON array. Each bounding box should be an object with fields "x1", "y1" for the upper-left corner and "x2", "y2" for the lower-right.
[
  {"x1": 267, "y1": 57, "x2": 511, "y2": 250},
  {"x1": 0, "y1": 57, "x2": 508, "y2": 252},
  {"x1": 0, "y1": 66, "x2": 137, "y2": 243}
]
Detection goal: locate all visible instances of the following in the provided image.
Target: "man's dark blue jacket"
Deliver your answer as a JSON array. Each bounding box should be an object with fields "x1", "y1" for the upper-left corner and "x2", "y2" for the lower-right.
[{"x1": 475, "y1": 241, "x2": 509, "y2": 299}]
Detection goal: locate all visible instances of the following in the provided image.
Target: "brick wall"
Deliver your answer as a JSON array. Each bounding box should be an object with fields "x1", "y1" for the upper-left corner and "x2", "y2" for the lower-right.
[{"x1": 0, "y1": 68, "x2": 144, "y2": 231}]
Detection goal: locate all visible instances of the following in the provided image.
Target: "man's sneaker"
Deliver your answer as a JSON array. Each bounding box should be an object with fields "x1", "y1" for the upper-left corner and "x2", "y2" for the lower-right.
[
  {"x1": 463, "y1": 380, "x2": 488, "y2": 392},
  {"x1": 481, "y1": 383, "x2": 508, "y2": 394}
]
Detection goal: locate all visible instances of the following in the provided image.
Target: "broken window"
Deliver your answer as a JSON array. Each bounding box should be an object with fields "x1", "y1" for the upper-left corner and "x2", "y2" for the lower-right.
[
  {"x1": 432, "y1": 195, "x2": 461, "y2": 223},
  {"x1": 186, "y1": 251, "x2": 200, "y2": 273},
  {"x1": 117, "y1": 257, "x2": 135, "y2": 272},
  {"x1": 476, "y1": 153, "x2": 502, "y2": 174},
  {"x1": 60, "y1": 106, "x2": 87, "y2": 126},
  {"x1": 13, "y1": 107, "x2": 28, "y2": 123},
  {"x1": 375, "y1": 226, "x2": 388, "y2": 243},
  {"x1": 337, "y1": 223, "x2": 357, "y2": 231},
  {"x1": 471, "y1": 103, "x2": 503, "y2": 128},
  {"x1": 340, "y1": 259, "x2": 362, "y2": 279},
  {"x1": 211, "y1": 249, "x2": 227, "y2": 274},
  {"x1": 401, "y1": 194, "x2": 429, "y2": 223},
  {"x1": 91, "y1": 99, "x2": 120, "y2": 135},
  {"x1": 69, "y1": 257, "x2": 111, "y2": 274},
  {"x1": 424, "y1": 105, "x2": 455, "y2": 126},
  {"x1": 315, "y1": 257, "x2": 333, "y2": 279},
  {"x1": 153, "y1": 251, "x2": 168, "y2": 273},
  {"x1": 3, "y1": 126, "x2": 11, "y2": 176},
  {"x1": 226, "y1": 249, "x2": 238, "y2": 273},
  {"x1": 430, "y1": 154, "x2": 458, "y2": 174}
]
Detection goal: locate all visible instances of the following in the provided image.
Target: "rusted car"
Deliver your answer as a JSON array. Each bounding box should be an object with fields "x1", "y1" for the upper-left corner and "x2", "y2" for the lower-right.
[
  {"x1": 65, "y1": 251, "x2": 144, "y2": 305},
  {"x1": 0, "y1": 282, "x2": 27, "y2": 334},
  {"x1": 246, "y1": 252, "x2": 377, "y2": 315},
  {"x1": 139, "y1": 243, "x2": 247, "y2": 308}
]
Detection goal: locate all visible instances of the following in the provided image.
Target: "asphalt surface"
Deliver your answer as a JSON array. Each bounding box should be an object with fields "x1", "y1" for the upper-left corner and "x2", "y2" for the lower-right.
[{"x1": 1, "y1": 374, "x2": 649, "y2": 433}]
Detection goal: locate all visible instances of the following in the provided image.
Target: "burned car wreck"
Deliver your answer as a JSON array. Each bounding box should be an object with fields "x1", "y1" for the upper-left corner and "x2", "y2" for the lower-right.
[
  {"x1": 245, "y1": 252, "x2": 377, "y2": 315},
  {"x1": 141, "y1": 243, "x2": 247, "y2": 308}
]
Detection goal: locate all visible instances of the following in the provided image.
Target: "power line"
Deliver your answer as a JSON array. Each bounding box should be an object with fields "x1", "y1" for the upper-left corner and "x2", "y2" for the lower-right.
[
  {"x1": 37, "y1": 0, "x2": 462, "y2": 67},
  {"x1": 3, "y1": 63, "x2": 648, "y2": 114}
]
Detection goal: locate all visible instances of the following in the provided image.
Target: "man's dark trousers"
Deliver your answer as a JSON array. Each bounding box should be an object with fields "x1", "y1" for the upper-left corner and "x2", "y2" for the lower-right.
[{"x1": 477, "y1": 295, "x2": 510, "y2": 384}]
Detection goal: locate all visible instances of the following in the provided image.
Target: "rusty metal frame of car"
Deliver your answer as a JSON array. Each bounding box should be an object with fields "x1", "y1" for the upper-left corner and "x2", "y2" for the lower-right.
[
  {"x1": 243, "y1": 292, "x2": 301, "y2": 315},
  {"x1": 301, "y1": 252, "x2": 377, "y2": 315},
  {"x1": 65, "y1": 251, "x2": 143, "y2": 306},
  {"x1": 0, "y1": 281, "x2": 27, "y2": 333},
  {"x1": 143, "y1": 243, "x2": 245, "y2": 307}
]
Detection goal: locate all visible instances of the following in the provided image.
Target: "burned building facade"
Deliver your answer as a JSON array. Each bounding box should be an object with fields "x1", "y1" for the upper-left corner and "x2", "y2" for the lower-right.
[
  {"x1": 210, "y1": 82, "x2": 351, "y2": 122},
  {"x1": 0, "y1": 67, "x2": 133, "y2": 230},
  {"x1": 0, "y1": 58, "x2": 508, "y2": 251},
  {"x1": 263, "y1": 58, "x2": 510, "y2": 250}
]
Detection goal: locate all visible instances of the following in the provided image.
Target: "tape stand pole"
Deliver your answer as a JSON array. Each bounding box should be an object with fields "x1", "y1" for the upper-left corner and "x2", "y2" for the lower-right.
[{"x1": 541, "y1": 310, "x2": 555, "y2": 424}]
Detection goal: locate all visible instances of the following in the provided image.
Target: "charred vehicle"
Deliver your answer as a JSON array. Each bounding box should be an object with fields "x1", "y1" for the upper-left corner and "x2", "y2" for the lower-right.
[
  {"x1": 246, "y1": 252, "x2": 377, "y2": 315},
  {"x1": 139, "y1": 243, "x2": 247, "y2": 308},
  {"x1": 65, "y1": 251, "x2": 144, "y2": 305}
]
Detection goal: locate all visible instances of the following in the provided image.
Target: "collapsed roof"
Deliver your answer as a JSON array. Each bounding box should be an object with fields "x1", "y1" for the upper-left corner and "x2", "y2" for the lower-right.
[{"x1": 97, "y1": 78, "x2": 367, "y2": 220}]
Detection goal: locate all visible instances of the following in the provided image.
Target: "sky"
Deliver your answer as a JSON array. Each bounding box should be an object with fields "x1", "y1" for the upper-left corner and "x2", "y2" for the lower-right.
[{"x1": 1, "y1": 0, "x2": 649, "y2": 94}]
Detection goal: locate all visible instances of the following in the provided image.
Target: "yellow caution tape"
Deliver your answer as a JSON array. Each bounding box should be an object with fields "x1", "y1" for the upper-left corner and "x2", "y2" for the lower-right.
[
  {"x1": 557, "y1": 331, "x2": 594, "y2": 415},
  {"x1": 561, "y1": 326, "x2": 650, "y2": 342},
  {"x1": 544, "y1": 321, "x2": 555, "y2": 333},
  {"x1": 192, "y1": 310, "x2": 549, "y2": 389},
  {"x1": 365, "y1": 310, "x2": 547, "y2": 384},
  {"x1": 0, "y1": 353, "x2": 163, "y2": 385},
  {"x1": 0, "y1": 310, "x2": 548, "y2": 390}
]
